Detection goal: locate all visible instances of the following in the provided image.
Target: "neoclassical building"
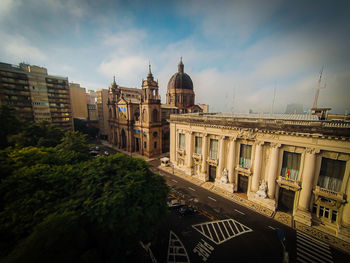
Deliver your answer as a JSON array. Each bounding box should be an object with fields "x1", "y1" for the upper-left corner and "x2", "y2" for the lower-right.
[
  {"x1": 169, "y1": 112, "x2": 350, "y2": 241},
  {"x1": 107, "y1": 60, "x2": 208, "y2": 157}
]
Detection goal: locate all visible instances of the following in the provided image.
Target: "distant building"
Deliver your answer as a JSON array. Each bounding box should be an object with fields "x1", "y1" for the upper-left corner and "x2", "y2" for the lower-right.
[
  {"x1": 0, "y1": 62, "x2": 73, "y2": 130},
  {"x1": 96, "y1": 89, "x2": 109, "y2": 139},
  {"x1": 69, "y1": 83, "x2": 88, "y2": 119},
  {"x1": 285, "y1": 103, "x2": 304, "y2": 114},
  {"x1": 87, "y1": 103, "x2": 98, "y2": 121},
  {"x1": 86, "y1": 90, "x2": 97, "y2": 104},
  {"x1": 169, "y1": 112, "x2": 350, "y2": 242},
  {"x1": 107, "y1": 59, "x2": 208, "y2": 157}
]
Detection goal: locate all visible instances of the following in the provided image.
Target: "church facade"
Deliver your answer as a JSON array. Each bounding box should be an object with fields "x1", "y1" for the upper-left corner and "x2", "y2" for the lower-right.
[{"x1": 107, "y1": 60, "x2": 207, "y2": 157}]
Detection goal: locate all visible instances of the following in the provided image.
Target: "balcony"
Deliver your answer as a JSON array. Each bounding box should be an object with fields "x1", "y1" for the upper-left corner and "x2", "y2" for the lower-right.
[
  {"x1": 313, "y1": 186, "x2": 346, "y2": 204},
  {"x1": 277, "y1": 176, "x2": 301, "y2": 191}
]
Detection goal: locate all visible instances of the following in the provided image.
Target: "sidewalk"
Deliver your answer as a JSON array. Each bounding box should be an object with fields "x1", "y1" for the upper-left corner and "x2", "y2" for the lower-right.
[{"x1": 100, "y1": 141, "x2": 350, "y2": 253}]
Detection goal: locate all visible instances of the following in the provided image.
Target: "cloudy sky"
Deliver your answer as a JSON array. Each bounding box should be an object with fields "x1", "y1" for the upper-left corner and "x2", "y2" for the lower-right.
[{"x1": 0, "y1": 0, "x2": 349, "y2": 114}]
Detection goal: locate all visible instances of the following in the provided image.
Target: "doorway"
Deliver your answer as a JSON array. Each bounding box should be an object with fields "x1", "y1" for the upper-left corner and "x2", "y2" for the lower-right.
[
  {"x1": 278, "y1": 188, "x2": 295, "y2": 213},
  {"x1": 121, "y1": 129, "x2": 126, "y2": 149},
  {"x1": 135, "y1": 138, "x2": 140, "y2": 152},
  {"x1": 237, "y1": 174, "x2": 248, "y2": 193},
  {"x1": 209, "y1": 165, "x2": 216, "y2": 182}
]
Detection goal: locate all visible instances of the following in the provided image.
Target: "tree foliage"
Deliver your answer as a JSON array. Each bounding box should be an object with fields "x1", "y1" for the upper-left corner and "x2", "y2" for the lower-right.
[
  {"x1": 0, "y1": 105, "x2": 22, "y2": 149},
  {"x1": 0, "y1": 132, "x2": 169, "y2": 262}
]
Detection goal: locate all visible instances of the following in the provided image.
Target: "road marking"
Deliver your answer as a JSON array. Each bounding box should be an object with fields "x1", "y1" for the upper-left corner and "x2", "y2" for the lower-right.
[
  {"x1": 208, "y1": 196, "x2": 216, "y2": 202},
  {"x1": 193, "y1": 239, "x2": 214, "y2": 262},
  {"x1": 171, "y1": 179, "x2": 178, "y2": 183},
  {"x1": 192, "y1": 219, "x2": 253, "y2": 245},
  {"x1": 188, "y1": 187, "x2": 196, "y2": 191},
  {"x1": 167, "y1": 230, "x2": 190, "y2": 263},
  {"x1": 234, "y1": 209, "x2": 245, "y2": 215},
  {"x1": 268, "y1": 226, "x2": 276, "y2": 230},
  {"x1": 296, "y1": 231, "x2": 333, "y2": 263}
]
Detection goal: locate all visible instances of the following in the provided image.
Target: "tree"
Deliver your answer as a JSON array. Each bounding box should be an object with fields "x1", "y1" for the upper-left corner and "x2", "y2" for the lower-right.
[
  {"x1": 0, "y1": 105, "x2": 22, "y2": 149},
  {"x1": 8, "y1": 121, "x2": 64, "y2": 148},
  {"x1": 0, "y1": 146, "x2": 169, "y2": 262}
]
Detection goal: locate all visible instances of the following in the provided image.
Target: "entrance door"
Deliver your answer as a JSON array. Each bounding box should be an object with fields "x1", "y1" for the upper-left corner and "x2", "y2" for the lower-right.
[
  {"x1": 135, "y1": 138, "x2": 140, "y2": 152},
  {"x1": 209, "y1": 165, "x2": 216, "y2": 182},
  {"x1": 278, "y1": 188, "x2": 295, "y2": 213},
  {"x1": 121, "y1": 129, "x2": 126, "y2": 149},
  {"x1": 237, "y1": 174, "x2": 248, "y2": 193}
]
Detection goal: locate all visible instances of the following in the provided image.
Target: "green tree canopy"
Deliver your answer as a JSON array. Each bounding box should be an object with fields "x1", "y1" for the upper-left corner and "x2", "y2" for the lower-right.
[
  {"x1": 0, "y1": 145, "x2": 169, "y2": 262},
  {"x1": 0, "y1": 105, "x2": 22, "y2": 149}
]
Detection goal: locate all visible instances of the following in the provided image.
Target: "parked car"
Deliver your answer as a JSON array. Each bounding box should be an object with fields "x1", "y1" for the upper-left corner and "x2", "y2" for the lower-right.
[
  {"x1": 167, "y1": 199, "x2": 184, "y2": 208},
  {"x1": 178, "y1": 205, "x2": 196, "y2": 216},
  {"x1": 104, "y1": 151, "x2": 109, "y2": 156},
  {"x1": 89, "y1": 151, "x2": 99, "y2": 157},
  {"x1": 95, "y1": 146, "x2": 100, "y2": 150}
]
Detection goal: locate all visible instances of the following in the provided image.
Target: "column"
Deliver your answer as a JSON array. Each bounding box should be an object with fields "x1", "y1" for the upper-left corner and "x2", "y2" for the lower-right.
[
  {"x1": 216, "y1": 136, "x2": 225, "y2": 179},
  {"x1": 267, "y1": 143, "x2": 280, "y2": 199},
  {"x1": 186, "y1": 131, "x2": 193, "y2": 169},
  {"x1": 341, "y1": 181, "x2": 350, "y2": 227},
  {"x1": 251, "y1": 141, "x2": 263, "y2": 192},
  {"x1": 201, "y1": 134, "x2": 208, "y2": 174},
  {"x1": 298, "y1": 148, "x2": 317, "y2": 211},
  {"x1": 227, "y1": 138, "x2": 236, "y2": 183},
  {"x1": 169, "y1": 125, "x2": 176, "y2": 163}
]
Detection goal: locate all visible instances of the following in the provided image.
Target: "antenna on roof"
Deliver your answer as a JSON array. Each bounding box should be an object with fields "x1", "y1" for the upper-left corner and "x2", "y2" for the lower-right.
[
  {"x1": 313, "y1": 66, "x2": 326, "y2": 108},
  {"x1": 231, "y1": 87, "x2": 236, "y2": 114},
  {"x1": 271, "y1": 85, "x2": 276, "y2": 114}
]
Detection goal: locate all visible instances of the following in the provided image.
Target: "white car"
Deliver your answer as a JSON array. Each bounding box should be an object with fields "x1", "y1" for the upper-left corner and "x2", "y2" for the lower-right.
[{"x1": 167, "y1": 199, "x2": 184, "y2": 208}]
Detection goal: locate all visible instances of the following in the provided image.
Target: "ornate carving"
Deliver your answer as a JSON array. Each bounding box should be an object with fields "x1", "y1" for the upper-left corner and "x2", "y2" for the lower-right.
[
  {"x1": 305, "y1": 147, "x2": 320, "y2": 154},
  {"x1": 220, "y1": 168, "x2": 228, "y2": 183},
  {"x1": 270, "y1": 142, "x2": 281, "y2": 148},
  {"x1": 256, "y1": 180, "x2": 267, "y2": 198},
  {"x1": 255, "y1": 140, "x2": 264, "y2": 146}
]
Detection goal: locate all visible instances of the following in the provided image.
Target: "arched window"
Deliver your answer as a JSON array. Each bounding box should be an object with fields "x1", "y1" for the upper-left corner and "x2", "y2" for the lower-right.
[{"x1": 152, "y1": 109, "x2": 158, "y2": 122}]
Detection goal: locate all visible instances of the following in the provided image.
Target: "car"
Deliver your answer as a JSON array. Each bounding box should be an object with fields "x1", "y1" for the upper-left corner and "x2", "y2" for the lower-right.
[
  {"x1": 104, "y1": 151, "x2": 109, "y2": 156},
  {"x1": 178, "y1": 205, "x2": 196, "y2": 216},
  {"x1": 167, "y1": 199, "x2": 184, "y2": 208},
  {"x1": 89, "y1": 151, "x2": 99, "y2": 157},
  {"x1": 95, "y1": 146, "x2": 100, "y2": 150}
]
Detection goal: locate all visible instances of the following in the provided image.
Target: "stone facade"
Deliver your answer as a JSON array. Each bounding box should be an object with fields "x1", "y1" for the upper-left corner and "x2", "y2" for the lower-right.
[{"x1": 169, "y1": 112, "x2": 350, "y2": 242}]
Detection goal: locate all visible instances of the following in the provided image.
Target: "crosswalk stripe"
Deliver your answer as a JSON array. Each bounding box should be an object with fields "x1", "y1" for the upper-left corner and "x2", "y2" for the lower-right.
[
  {"x1": 296, "y1": 231, "x2": 333, "y2": 263},
  {"x1": 167, "y1": 231, "x2": 190, "y2": 263},
  {"x1": 192, "y1": 219, "x2": 252, "y2": 245},
  {"x1": 297, "y1": 237, "x2": 332, "y2": 256},
  {"x1": 297, "y1": 232, "x2": 329, "y2": 248},
  {"x1": 297, "y1": 243, "x2": 333, "y2": 261}
]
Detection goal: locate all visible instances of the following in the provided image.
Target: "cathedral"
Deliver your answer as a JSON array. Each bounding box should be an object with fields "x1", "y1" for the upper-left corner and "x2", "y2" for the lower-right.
[{"x1": 107, "y1": 59, "x2": 208, "y2": 157}]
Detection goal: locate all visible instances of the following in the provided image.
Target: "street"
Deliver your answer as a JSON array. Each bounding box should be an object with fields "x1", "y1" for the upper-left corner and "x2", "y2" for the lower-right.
[{"x1": 97, "y1": 142, "x2": 350, "y2": 263}]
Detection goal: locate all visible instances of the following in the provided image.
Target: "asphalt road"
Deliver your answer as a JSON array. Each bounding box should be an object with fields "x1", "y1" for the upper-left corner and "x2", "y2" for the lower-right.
[{"x1": 95, "y1": 142, "x2": 350, "y2": 262}]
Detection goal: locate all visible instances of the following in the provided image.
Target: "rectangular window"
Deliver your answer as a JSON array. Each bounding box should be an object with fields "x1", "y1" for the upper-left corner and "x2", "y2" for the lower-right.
[
  {"x1": 239, "y1": 144, "x2": 252, "y2": 169},
  {"x1": 331, "y1": 210, "x2": 338, "y2": 222},
  {"x1": 154, "y1": 142, "x2": 157, "y2": 149},
  {"x1": 318, "y1": 158, "x2": 345, "y2": 192},
  {"x1": 144, "y1": 142, "x2": 147, "y2": 148},
  {"x1": 209, "y1": 139, "x2": 218, "y2": 160},
  {"x1": 195, "y1": 136, "x2": 202, "y2": 154},
  {"x1": 280, "y1": 152, "x2": 301, "y2": 180},
  {"x1": 179, "y1": 133, "x2": 185, "y2": 150}
]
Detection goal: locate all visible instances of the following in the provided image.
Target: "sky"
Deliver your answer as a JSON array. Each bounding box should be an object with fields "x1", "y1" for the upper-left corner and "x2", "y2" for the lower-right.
[{"x1": 0, "y1": 0, "x2": 349, "y2": 114}]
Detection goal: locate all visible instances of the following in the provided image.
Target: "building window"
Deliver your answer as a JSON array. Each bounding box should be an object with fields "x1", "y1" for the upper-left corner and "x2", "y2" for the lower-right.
[
  {"x1": 152, "y1": 109, "x2": 158, "y2": 122},
  {"x1": 209, "y1": 139, "x2": 218, "y2": 160},
  {"x1": 280, "y1": 152, "x2": 301, "y2": 180},
  {"x1": 239, "y1": 144, "x2": 252, "y2": 169},
  {"x1": 318, "y1": 158, "x2": 345, "y2": 192},
  {"x1": 179, "y1": 133, "x2": 185, "y2": 150},
  {"x1": 144, "y1": 142, "x2": 147, "y2": 148},
  {"x1": 195, "y1": 136, "x2": 202, "y2": 154},
  {"x1": 154, "y1": 142, "x2": 157, "y2": 149}
]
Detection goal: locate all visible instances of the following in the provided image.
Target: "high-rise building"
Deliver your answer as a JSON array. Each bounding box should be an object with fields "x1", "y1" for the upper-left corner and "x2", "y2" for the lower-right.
[
  {"x1": 0, "y1": 62, "x2": 33, "y2": 122},
  {"x1": 96, "y1": 89, "x2": 109, "y2": 139},
  {"x1": 69, "y1": 83, "x2": 88, "y2": 119},
  {"x1": 0, "y1": 62, "x2": 73, "y2": 130}
]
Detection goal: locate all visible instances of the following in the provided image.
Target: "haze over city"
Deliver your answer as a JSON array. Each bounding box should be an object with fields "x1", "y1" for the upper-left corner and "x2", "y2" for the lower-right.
[{"x1": 0, "y1": 0, "x2": 349, "y2": 114}]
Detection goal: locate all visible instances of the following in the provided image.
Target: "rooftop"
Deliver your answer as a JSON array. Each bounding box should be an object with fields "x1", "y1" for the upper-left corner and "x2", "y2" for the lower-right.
[{"x1": 169, "y1": 112, "x2": 350, "y2": 138}]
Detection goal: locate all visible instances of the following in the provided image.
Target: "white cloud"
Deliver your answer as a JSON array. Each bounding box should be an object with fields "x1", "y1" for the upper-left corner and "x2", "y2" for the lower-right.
[
  {"x1": 0, "y1": 31, "x2": 47, "y2": 62},
  {"x1": 0, "y1": 0, "x2": 16, "y2": 19},
  {"x1": 98, "y1": 56, "x2": 148, "y2": 86}
]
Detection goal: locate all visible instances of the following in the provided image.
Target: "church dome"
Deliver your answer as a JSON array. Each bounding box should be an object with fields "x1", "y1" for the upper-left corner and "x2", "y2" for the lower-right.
[{"x1": 167, "y1": 59, "x2": 193, "y2": 90}]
